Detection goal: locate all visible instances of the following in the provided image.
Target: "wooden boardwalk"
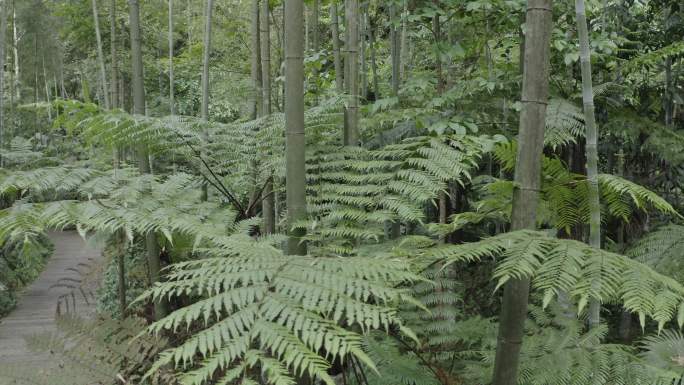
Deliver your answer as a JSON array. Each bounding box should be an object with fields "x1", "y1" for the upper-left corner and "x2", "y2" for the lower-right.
[{"x1": 0, "y1": 231, "x2": 102, "y2": 365}]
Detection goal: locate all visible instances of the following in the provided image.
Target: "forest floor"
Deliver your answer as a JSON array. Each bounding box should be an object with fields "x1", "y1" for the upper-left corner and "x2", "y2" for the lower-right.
[{"x1": 0, "y1": 231, "x2": 102, "y2": 365}]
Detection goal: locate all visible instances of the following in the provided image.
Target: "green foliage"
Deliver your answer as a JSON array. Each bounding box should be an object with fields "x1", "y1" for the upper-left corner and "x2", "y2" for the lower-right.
[
  {"x1": 423, "y1": 230, "x2": 684, "y2": 331},
  {"x1": 305, "y1": 134, "x2": 502, "y2": 253},
  {"x1": 640, "y1": 329, "x2": 684, "y2": 383},
  {"x1": 544, "y1": 98, "x2": 585, "y2": 149},
  {"x1": 0, "y1": 235, "x2": 52, "y2": 317},
  {"x1": 97, "y1": 237, "x2": 149, "y2": 319},
  {"x1": 138, "y1": 248, "x2": 419, "y2": 385},
  {"x1": 472, "y1": 141, "x2": 680, "y2": 233},
  {"x1": 628, "y1": 224, "x2": 684, "y2": 283}
]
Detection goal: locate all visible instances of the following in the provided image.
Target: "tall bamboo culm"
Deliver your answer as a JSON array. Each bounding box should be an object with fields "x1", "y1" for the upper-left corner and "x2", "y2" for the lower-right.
[
  {"x1": 343, "y1": 0, "x2": 359, "y2": 145},
  {"x1": 331, "y1": 3, "x2": 343, "y2": 93},
  {"x1": 575, "y1": 0, "x2": 602, "y2": 328},
  {"x1": 261, "y1": 0, "x2": 276, "y2": 234},
  {"x1": 92, "y1": 0, "x2": 110, "y2": 109},
  {"x1": 285, "y1": 0, "x2": 307, "y2": 255},
  {"x1": 128, "y1": 0, "x2": 167, "y2": 320},
  {"x1": 490, "y1": 1, "x2": 553, "y2": 385}
]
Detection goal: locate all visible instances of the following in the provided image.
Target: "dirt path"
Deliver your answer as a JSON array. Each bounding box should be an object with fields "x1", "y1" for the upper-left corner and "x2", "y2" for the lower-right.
[{"x1": 0, "y1": 231, "x2": 102, "y2": 364}]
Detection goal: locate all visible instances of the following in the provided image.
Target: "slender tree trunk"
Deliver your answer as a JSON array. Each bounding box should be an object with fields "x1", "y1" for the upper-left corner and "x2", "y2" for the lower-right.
[
  {"x1": 261, "y1": 0, "x2": 275, "y2": 234},
  {"x1": 110, "y1": 0, "x2": 118, "y2": 108},
  {"x1": 247, "y1": 0, "x2": 262, "y2": 214},
  {"x1": 117, "y1": 230, "x2": 127, "y2": 318},
  {"x1": 0, "y1": 1, "x2": 6, "y2": 165},
  {"x1": 128, "y1": 0, "x2": 166, "y2": 320},
  {"x1": 12, "y1": 1, "x2": 19, "y2": 101},
  {"x1": 33, "y1": 35, "x2": 37, "y2": 130},
  {"x1": 168, "y1": 0, "x2": 174, "y2": 115},
  {"x1": 331, "y1": 4, "x2": 343, "y2": 93},
  {"x1": 368, "y1": 14, "x2": 379, "y2": 99},
  {"x1": 285, "y1": 0, "x2": 307, "y2": 255},
  {"x1": 261, "y1": 1, "x2": 271, "y2": 116},
  {"x1": 118, "y1": 253, "x2": 126, "y2": 317},
  {"x1": 8, "y1": 39, "x2": 13, "y2": 140},
  {"x1": 400, "y1": 0, "x2": 408, "y2": 81},
  {"x1": 575, "y1": 0, "x2": 602, "y2": 328},
  {"x1": 491, "y1": 2, "x2": 553, "y2": 385},
  {"x1": 200, "y1": 0, "x2": 214, "y2": 201},
  {"x1": 433, "y1": 2, "x2": 447, "y2": 234},
  {"x1": 344, "y1": 0, "x2": 359, "y2": 145},
  {"x1": 42, "y1": 55, "x2": 52, "y2": 121},
  {"x1": 201, "y1": 0, "x2": 214, "y2": 121},
  {"x1": 250, "y1": 0, "x2": 262, "y2": 119},
  {"x1": 360, "y1": 6, "x2": 367, "y2": 100},
  {"x1": 92, "y1": 0, "x2": 111, "y2": 109},
  {"x1": 389, "y1": 4, "x2": 400, "y2": 96},
  {"x1": 312, "y1": 0, "x2": 319, "y2": 52},
  {"x1": 110, "y1": 0, "x2": 120, "y2": 168},
  {"x1": 614, "y1": 149, "x2": 632, "y2": 341},
  {"x1": 304, "y1": 5, "x2": 309, "y2": 51},
  {"x1": 311, "y1": 0, "x2": 319, "y2": 99},
  {"x1": 665, "y1": 56, "x2": 673, "y2": 127}
]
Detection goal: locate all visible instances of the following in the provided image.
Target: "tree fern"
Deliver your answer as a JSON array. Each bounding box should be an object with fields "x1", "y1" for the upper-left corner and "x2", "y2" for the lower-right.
[
  {"x1": 136, "y1": 250, "x2": 419, "y2": 385},
  {"x1": 421, "y1": 230, "x2": 684, "y2": 331},
  {"x1": 627, "y1": 224, "x2": 684, "y2": 282},
  {"x1": 640, "y1": 329, "x2": 684, "y2": 383}
]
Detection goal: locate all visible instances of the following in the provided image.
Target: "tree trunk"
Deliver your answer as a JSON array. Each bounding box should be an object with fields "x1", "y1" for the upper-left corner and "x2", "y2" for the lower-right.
[
  {"x1": 368, "y1": 13, "x2": 379, "y2": 99},
  {"x1": 250, "y1": 0, "x2": 262, "y2": 119},
  {"x1": 128, "y1": 0, "x2": 167, "y2": 320},
  {"x1": 490, "y1": 2, "x2": 553, "y2": 385},
  {"x1": 360, "y1": 6, "x2": 367, "y2": 100},
  {"x1": 12, "y1": 0, "x2": 19, "y2": 101},
  {"x1": 575, "y1": 0, "x2": 602, "y2": 328},
  {"x1": 285, "y1": 0, "x2": 307, "y2": 255},
  {"x1": 111, "y1": 0, "x2": 120, "y2": 168},
  {"x1": 261, "y1": 0, "x2": 275, "y2": 235},
  {"x1": 389, "y1": 4, "x2": 400, "y2": 96},
  {"x1": 434, "y1": 2, "x2": 447, "y2": 234},
  {"x1": 311, "y1": 0, "x2": 319, "y2": 99},
  {"x1": 42, "y1": 55, "x2": 52, "y2": 122},
  {"x1": 400, "y1": 0, "x2": 408, "y2": 81},
  {"x1": 343, "y1": 0, "x2": 359, "y2": 145},
  {"x1": 168, "y1": 0, "x2": 174, "y2": 114},
  {"x1": 665, "y1": 56, "x2": 673, "y2": 127},
  {"x1": 331, "y1": 4, "x2": 343, "y2": 93},
  {"x1": 261, "y1": 0, "x2": 271, "y2": 116},
  {"x1": 200, "y1": 0, "x2": 215, "y2": 201},
  {"x1": 117, "y1": 230, "x2": 127, "y2": 318},
  {"x1": 201, "y1": 0, "x2": 214, "y2": 121},
  {"x1": 312, "y1": 0, "x2": 319, "y2": 53},
  {"x1": 0, "y1": 1, "x2": 6, "y2": 166},
  {"x1": 110, "y1": 0, "x2": 118, "y2": 108},
  {"x1": 92, "y1": 0, "x2": 111, "y2": 109}
]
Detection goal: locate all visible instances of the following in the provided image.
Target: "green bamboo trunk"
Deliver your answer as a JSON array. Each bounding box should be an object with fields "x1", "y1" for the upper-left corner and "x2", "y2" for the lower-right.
[
  {"x1": 128, "y1": 0, "x2": 167, "y2": 320},
  {"x1": 344, "y1": 0, "x2": 359, "y2": 145},
  {"x1": 92, "y1": 0, "x2": 110, "y2": 109},
  {"x1": 261, "y1": 0, "x2": 275, "y2": 234},
  {"x1": 575, "y1": 0, "x2": 602, "y2": 328},
  {"x1": 491, "y1": 1, "x2": 553, "y2": 384},
  {"x1": 285, "y1": 0, "x2": 307, "y2": 255},
  {"x1": 331, "y1": 3, "x2": 343, "y2": 93}
]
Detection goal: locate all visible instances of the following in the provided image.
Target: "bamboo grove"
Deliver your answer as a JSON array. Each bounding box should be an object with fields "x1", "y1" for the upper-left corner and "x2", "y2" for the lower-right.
[{"x1": 2, "y1": 0, "x2": 684, "y2": 384}]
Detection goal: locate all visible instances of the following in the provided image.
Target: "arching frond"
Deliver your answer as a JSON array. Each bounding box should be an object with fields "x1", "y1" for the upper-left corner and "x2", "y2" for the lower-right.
[{"x1": 137, "y1": 250, "x2": 419, "y2": 385}]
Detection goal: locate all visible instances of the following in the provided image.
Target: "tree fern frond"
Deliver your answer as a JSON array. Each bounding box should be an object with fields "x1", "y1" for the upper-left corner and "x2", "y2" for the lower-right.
[{"x1": 138, "y1": 250, "x2": 419, "y2": 385}]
